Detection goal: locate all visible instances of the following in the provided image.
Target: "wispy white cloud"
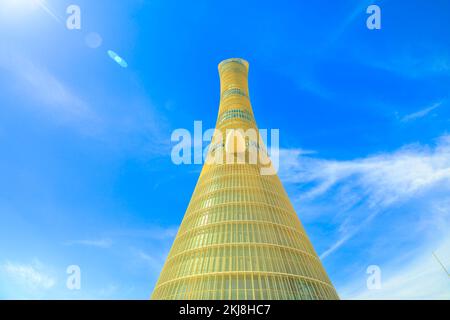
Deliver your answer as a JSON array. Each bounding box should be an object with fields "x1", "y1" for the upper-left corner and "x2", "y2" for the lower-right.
[
  {"x1": 0, "y1": 49, "x2": 172, "y2": 155},
  {"x1": 131, "y1": 247, "x2": 171, "y2": 285},
  {"x1": 280, "y1": 134, "x2": 450, "y2": 259},
  {"x1": 135, "y1": 250, "x2": 166, "y2": 270},
  {"x1": 384, "y1": 54, "x2": 450, "y2": 78},
  {"x1": 358, "y1": 47, "x2": 450, "y2": 79},
  {"x1": 35, "y1": 0, "x2": 64, "y2": 24},
  {"x1": 281, "y1": 135, "x2": 450, "y2": 205},
  {"x1": 111, "y1": 226, "x2": 179, "y2": 241},
  {"x1": 401, "y1": 102, "x2": 442, "y2": 122},
  {"x1": 0, "y1": 51, "x2": 99, "y2": 132},
  {"x1": 280, "y1": 135, "x2": 450, "y2": 298},
  {"x1": 0, "y1": 260, "x2": 56, "y2": 290}
]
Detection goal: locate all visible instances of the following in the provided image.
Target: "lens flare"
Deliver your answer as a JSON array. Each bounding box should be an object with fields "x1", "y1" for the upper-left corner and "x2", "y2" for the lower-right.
[{"x1": 107, "y1": 50, "x2": 128, "y2": 68}]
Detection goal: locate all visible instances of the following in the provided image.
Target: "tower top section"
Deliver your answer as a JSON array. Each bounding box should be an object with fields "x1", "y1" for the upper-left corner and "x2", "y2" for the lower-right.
[
  {"x1": 217, "y1": 58, "x2": 253, "y2": 125},
  {"x1": 218, "y1": 58, "x2": 249, "y2": 73}
]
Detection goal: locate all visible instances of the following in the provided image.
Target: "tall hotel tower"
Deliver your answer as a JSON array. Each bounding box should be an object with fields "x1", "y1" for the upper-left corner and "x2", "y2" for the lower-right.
[{"x1": 151, "y1": 58, "x2": 339, "y2": 300}]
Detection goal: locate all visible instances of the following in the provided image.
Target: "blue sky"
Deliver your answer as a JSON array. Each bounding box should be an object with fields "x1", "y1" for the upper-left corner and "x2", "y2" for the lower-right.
[{"x1": 0, "y1": 0, "x2": 449, "y2": 299}]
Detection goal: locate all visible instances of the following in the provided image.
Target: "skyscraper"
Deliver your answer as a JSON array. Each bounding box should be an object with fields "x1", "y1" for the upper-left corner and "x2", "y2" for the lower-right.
[{"x1": 151, "y1": 58, "x2": 339, "y2": 300}]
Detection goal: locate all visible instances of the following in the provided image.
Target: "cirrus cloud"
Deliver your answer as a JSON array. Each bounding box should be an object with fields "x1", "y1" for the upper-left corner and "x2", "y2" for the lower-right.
[
  {"x1": 0, "y1": 260, "x2": 56, "y2": 290},
  {"x1": 278, "y1": 135, "x2": 450, "y2": 299}
]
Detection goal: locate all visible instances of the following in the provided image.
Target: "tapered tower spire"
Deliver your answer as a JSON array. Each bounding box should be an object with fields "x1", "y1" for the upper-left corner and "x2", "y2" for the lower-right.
[{"x1": 151, "y1": 58, "x2": 339, "y2": 300}]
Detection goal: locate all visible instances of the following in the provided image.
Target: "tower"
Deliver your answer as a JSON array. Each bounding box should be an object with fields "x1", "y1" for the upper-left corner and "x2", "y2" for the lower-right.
[{"x1": 151, "y1": 58, "x2": 339, "y2": 300}]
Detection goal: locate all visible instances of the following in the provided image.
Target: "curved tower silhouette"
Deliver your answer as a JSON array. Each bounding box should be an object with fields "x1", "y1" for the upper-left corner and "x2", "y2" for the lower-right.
[{"x1": 151, "y1": 58, "x2": 339, "y2": 300}]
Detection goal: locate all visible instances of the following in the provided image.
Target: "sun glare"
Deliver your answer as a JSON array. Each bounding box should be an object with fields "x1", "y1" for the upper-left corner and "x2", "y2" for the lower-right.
[
  {"x1": 3, "y1": 0, "x2": 40, "y2": 11},
  {"x1": 0, "y1": 0, "x2": 41, "y2": 20},
  {"x1": 1, "y1": 0, "x2": 63, "y2": 24}
]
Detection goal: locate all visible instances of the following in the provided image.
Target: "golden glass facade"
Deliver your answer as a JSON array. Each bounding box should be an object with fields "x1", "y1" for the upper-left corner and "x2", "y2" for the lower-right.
[{"x1": 151, "y1": 58, "x2": 339, "y2": 300}]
